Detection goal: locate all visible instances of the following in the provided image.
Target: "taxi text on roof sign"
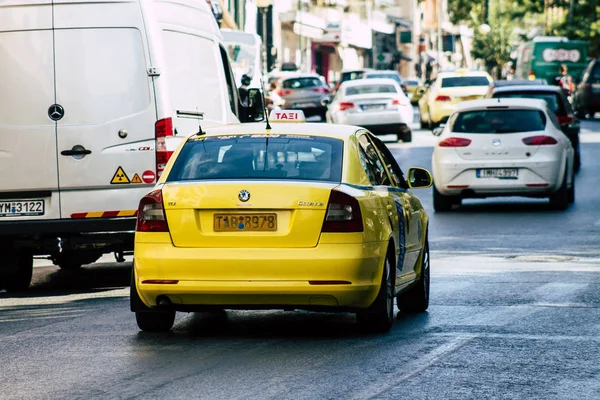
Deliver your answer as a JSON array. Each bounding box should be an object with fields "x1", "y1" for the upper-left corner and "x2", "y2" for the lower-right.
[{"x1": 269, "y1": 110, "x2": 306, "y2": 122}]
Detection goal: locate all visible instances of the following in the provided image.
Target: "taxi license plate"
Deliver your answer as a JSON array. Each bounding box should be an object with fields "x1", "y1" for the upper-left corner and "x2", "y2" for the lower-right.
[
  {"x1": 0, "y1": 200, "x2": 45, "y2": 217},
  {"x1": 476, "y1": 169, "x2": 519, "y2": 179},
  {"x1": 214, "y1": 214, "x2": 277, "y2": 232}
]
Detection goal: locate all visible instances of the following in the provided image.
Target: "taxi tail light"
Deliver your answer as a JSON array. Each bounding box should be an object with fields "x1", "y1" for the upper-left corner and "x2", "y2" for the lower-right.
[
  {"x1": 136, "y1": 189, "x2": 168, "y2": 232},
  {"x1": 156, "y1": 117, "x2": 174, "y2": 178},
  {"x1": 438, "y1": 137, "x2": 472, "y2": 147},
  {"x1": 322, "y1": 190, "x2": 364, "y2": 232},
  {"x1": 435, "y1": 95, "x2": 451, "y2": 102},
  {"x1": 522, "y1": 136, "x2": 558, "y2": 146},
  {"x1": 339, "y1": 102, "x2": 355, "y2": 111}
]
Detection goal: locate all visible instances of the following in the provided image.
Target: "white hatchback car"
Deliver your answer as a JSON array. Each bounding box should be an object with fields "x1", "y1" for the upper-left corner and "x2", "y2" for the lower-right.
[
  {"x1": 325, "y1": 78, "x2": 413, "y2": 142},
  {"x1": 431, "y1": 98, "x2": 575, "y2": 211}
]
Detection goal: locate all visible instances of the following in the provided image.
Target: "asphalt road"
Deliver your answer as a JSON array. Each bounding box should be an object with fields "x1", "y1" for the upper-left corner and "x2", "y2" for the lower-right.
[{"x1": 1, "y1": 115, "x2": 600, "y2": 400}]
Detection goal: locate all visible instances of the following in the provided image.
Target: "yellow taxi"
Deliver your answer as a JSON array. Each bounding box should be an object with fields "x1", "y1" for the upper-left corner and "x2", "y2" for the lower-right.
[
  {"x1": 131, "y1": 110, "x2": 433, "y2": 333},
  {"x1": 418, "y1": 69, "x2": 493, "y2": 129}
]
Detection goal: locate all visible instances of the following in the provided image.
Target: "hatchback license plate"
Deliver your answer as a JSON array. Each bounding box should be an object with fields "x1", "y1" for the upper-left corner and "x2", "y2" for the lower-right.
[
  {"x1": 295, "y1": 102, "x2": 316, "y2": 108},
  {"x1": 476, "y1": 169, "x2": 519, "y2": 178},
  {"x1": 214, "y1": 214, "x2": 277, "y2": 232},
  {"x1": 361, "y1": 104, "x2": 386, "y2": 111},
  {"x1": 0, "y1": 200, "x2": 45, "y2": 217}
]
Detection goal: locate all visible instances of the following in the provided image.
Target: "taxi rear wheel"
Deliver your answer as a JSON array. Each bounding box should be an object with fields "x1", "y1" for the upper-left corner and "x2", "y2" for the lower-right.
[
  {"x1": 130, "y1": 270, "x2": 176, "y2": 332},
  {"x1": 356, "y1": 255, "x2": 394, "y2": 333},
  {"x1": 398, "y1": 240, "x2": 430, "y2": 313}
]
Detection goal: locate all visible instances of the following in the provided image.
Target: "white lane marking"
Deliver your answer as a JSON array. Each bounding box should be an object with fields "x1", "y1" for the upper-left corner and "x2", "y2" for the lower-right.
[
  {"x1": 432, "y1": 332, "x2": 600, "y2": 341},
  {"x1": 0, "y1": 288, "x2": 128, "y2": 307},
  {"x1": 531, "y1": 283, "x2": 589, "y2": 302},
  {"x1": 349, "y1": 336, "x2": 474, "y2": 400}
]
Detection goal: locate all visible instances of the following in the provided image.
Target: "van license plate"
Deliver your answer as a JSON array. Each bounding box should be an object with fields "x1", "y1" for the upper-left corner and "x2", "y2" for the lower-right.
[
  {"x1": 0, "y1": 200, "x2": 45, "y2": 217},
  {"x1": 476, "y1": 169, "x2": 518, "y2": 179},
  {"x1": 214, "y1": 214, "x2": 277, "y2": 232}
]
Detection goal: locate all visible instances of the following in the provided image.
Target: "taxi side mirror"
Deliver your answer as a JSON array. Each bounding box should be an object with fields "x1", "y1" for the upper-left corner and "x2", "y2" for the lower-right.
[
  {"x1": 239, "y1": 88, "x2": 265, "y2": 123},
  {"x1": 407, "y1": 167, "x2": 433, "y2": 189}
]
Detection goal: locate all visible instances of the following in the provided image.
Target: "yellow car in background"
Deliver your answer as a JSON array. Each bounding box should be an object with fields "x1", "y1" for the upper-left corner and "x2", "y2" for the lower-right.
[
  {"x1": 418, "y1": 70, "x2": 493, "y2": 129},
  {"x1": 404, "y1": 77, "x2": 422, "y2": 100},
  {"x1": 131, "y1": 111, "x2": 433, "y2": 333}
]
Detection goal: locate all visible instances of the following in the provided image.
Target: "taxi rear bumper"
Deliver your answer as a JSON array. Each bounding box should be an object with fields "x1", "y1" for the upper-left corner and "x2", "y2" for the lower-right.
[{"x1": 133, "y1": 240, "x2": 387, "y2": 310}]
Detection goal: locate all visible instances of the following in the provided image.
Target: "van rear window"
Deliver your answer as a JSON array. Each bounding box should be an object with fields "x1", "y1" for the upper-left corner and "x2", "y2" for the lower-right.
[
  {"x1": 168, "y1": 135, "x2": 343, "y2": 182},
  {"x1": 451, "y1": 109, "x2": 547, "y2": 133}
]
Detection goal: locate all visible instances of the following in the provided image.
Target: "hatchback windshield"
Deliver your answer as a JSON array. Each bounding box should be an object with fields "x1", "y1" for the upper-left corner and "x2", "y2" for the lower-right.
[
  {"x1": 282, "y1": 77, "x2": 324, "y2": 89},
  {"x1": 168, "y1": 135, "x2": 343, "y2": 182},
  {"x1": 345, "y1": 84, "x2": 398, "y2": 96},
  {"x1": 492, "y1": 91, "x2": 565, "y2": 115},
  {"x1": 441, "y1": 76, "x2": 490, "y2": 88},
  {"x1": 451, "y1": 109, "x2": 547, "y2": 133}
]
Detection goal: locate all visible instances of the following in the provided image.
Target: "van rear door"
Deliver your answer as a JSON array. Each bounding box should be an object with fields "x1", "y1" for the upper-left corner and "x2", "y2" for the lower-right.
[
  {"x1": 52, "y1": 2, "x2": 157, "y2": 219},
  {"x1": 0, "y1": 4, "x2": 60, "y2": 221}
]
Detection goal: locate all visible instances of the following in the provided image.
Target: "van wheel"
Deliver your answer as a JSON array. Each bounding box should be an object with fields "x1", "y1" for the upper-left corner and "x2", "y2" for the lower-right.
[
  {"x1": 130, "y1": 270, "x2": 175, "y2": 332},
  {"x1": 433, "y1": 185, "x2": 458, "y2": 212},
  {"x1": 399, "y1": 130, "x2": 412, "y2": 143},
  {"x1": 356, "y1": 255, "x2": 394, "y2": 333},
  {"x1": 2, "y1": 251, "x2": 33, "y2": 292},
  {"x1": 397, "y1": 239, "x2": 430, "y2": 313},
  {"x1": 550, "y1": 171, "x2": 569, "y2": 210}
]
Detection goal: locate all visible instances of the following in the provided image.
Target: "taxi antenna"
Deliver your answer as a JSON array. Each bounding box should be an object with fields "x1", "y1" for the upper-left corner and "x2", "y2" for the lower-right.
[
  {"x1": 261, "y1": 78, "x2": 272, "y2": 130},
  {"x1": 196, "y1": 107, "x2": 205, "y2": 135}
]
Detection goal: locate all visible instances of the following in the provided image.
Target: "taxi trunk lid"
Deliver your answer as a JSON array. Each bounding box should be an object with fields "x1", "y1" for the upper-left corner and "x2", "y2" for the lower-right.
[{"x1": 162, "y1": 182, "x2": 336, "y2": 248}]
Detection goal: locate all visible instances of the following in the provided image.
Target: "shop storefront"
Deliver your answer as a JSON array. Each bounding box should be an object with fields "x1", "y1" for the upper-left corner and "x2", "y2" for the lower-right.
[{"x1": 279, "y1": 10, "x2": 326, "y2": 72}]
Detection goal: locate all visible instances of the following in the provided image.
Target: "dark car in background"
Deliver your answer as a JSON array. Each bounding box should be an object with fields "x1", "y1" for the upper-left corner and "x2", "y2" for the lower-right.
[
  {"x1": 573, "y1": 59, "x2": 600, "y2": 119},
  {"x1": 336, "y1": 69, "x2": 373, "y2": 91},
  {"x1": 487, "y1": 84, "x2": 581, "y2": 171},
  {"x1": 277, "y1": 74, "x2": 331, "y2": 120}
]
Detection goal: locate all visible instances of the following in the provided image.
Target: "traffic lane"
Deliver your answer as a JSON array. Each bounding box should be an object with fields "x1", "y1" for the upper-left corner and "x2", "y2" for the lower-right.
[
  {"x1": 1, "y1": 257, "x2": 599, "y2": 399},
  {"x1": 386, "y1": 135, "x2": 600, "y2": 257}
]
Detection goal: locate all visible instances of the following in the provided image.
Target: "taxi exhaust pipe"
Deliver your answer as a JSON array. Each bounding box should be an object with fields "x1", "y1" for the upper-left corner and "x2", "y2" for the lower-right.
[{"x1": 156, "y1": 296, "x2": 172, "y2": 307}]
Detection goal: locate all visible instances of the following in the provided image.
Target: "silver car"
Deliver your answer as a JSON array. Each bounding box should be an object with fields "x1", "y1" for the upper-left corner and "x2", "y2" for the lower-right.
[{"x1": 276, "y1": 74, "x2": 331, "y2": 121}]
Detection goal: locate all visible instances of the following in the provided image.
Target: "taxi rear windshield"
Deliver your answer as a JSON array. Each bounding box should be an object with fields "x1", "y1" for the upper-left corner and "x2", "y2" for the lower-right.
[
  {"x1": 451, "y1": 109, "x2": 546, "y2": 133},
  {"x1": 441, "y1": 76, "x2": 490, "y2": 88},
  {"x1": 167, "y1": 135, "x2": 343, "y2": 182}
]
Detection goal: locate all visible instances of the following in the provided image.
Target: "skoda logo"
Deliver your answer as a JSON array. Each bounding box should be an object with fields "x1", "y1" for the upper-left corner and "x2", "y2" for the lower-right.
[
  {"x1": 492, "y1": 139, "x2": 501, "y2": 146},
  {"x1": 238, "y1": 190, "x2": 250, "y2": 202},
  {"x1": 48, "y1": 104, "x2": 65, "y2": 121}
]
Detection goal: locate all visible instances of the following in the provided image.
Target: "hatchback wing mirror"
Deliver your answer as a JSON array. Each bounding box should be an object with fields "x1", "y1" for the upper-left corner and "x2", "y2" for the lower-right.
[{"x1": 432, "y1": 125, "x2": 444, "y2": 136}]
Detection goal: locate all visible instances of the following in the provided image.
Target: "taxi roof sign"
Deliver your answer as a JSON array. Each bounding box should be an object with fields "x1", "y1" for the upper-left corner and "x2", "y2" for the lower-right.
[{"x1": 269, "y1": 110, "x2": 306, "y2": 122}]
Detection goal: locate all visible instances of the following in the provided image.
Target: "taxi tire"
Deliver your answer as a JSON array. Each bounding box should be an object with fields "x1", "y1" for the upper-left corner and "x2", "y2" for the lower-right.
[
  {"x1": 549, "y1": 172, "x2": 569, "y2": 210},
  {"x1": 356, "y1": 255, "x2": 394, "y2": 333},
  {"x1": 2, "y1": 251, "x2": 33, "y2": 292},
  {"x1": 433, "y1": 185, "x2": 458, "y2": 212},
  {"x1": 397, "y1": 240, "x2": 430, "y2": 313},
  {"x1": 130, "y1": 270, "x2": 176, "y2": 332}
]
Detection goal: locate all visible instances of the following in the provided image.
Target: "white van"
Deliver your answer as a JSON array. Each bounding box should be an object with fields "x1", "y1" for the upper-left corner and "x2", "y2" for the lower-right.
[
  {"x1": 0, "y1": 0, "x2": 252, "y2": 291},
  {"x1": 221, "y1": 29, "x2": 264, "y2": 90}
]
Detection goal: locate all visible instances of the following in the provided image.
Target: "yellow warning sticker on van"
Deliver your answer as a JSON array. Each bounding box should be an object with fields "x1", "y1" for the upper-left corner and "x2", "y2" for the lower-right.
[
  {"x1": 131, "y1": 173, "x2": 143, "y2": 184},
  {"x1": 110, "y1": 167, "x2": 130, "y2": 184}
]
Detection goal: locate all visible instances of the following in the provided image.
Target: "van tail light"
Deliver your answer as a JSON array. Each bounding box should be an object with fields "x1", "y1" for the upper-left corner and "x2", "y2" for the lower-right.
[
  {"x1": 339, "y1": 102, "x2": 355, "y2": 111},
  {"x1": 155, "y1": 117, "x2": 174, "y2": 178},
  {"x1": 556, "y1": 115, "x2": 574, "y2": 125},
  {"x1": 438, "y1": 137, "x2": 472, "y2": 147},
  {"x1": 278, "y1": 89, "x2": 294, "y2": 96},
  {"x1": 313, "y1": 87, "x2": 330, "y2": 93},
  {"x1": 522, "y1": 136, "x2": 558, "y2": 146},
  {"x1": 435, "y1": 95, "x2": 451, "y2": 102},
  {"x1": 136, "y1": 189, "x2": 168, "y2": 232},
  {"x1": 321, "y1": 190, "x2": 364, "y2": 233},
  {"x1": 392, "y1": 98, "x2": 409, "y2": 106}
]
